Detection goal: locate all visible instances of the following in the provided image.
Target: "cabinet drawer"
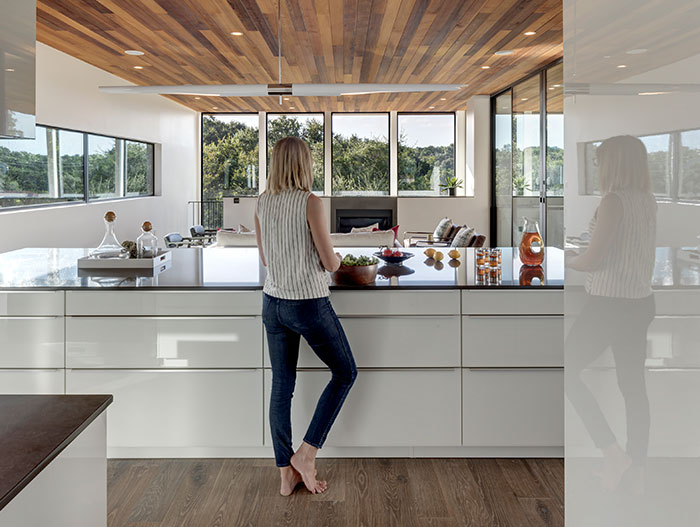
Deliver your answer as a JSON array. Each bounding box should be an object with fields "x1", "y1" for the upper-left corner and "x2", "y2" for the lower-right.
[
  {"x1": 66, "y1": 369, "x2": 263, "y2": 448},
  {"x1": 0, "y1": 291, "x2": 64, "y2": 316},
  {"x1": 330, "y1": 290, "x2": 460, "y2": 316},
  {"x1": 264, "y1": 368, "x2": 461, "y2": 447},
  {"x1": 0, "y1": 369, "x2": 64, "y2": 394},
  {"x1": 0, "y1": 317, "x2": 64, "y2": 368},
  {"x1": 462, "y1": 315, "x2": 563, "y2": 367},
  {"x1": 462, "y1": 368, "x2": 563, "y2": 447},
  {"x1": 264, "y1": 316, "x2": 460, "y2": 368},
  {"x1": 462, "y1": 290, "x2": 563, "y2": 315},
  {"x1": 67, "y1": 316, "x2": 262, "y2": 368},
  {"x1": 66, "y1": 290, "x2": 262, "y2": 316}
]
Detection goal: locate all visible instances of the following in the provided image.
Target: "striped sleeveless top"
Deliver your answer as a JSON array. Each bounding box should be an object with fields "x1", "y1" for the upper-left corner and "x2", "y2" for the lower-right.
[
  {"x1": 585, "y1": 189, "x2": 657, "y2": 299},
  {"x1": 257, "y1": 189, "x2": 329, "y2": 300}
]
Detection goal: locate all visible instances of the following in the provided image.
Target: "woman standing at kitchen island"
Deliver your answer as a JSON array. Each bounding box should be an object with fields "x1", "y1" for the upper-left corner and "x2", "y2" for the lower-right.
[{"x1": 254, "y1": 137, "x2": 357, "y2": 496}]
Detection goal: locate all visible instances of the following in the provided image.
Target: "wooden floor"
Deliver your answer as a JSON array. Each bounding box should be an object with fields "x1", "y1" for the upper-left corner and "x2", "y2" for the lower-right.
[{"x1": 107, "y1": 458, "x2": 564, "y2": 527}]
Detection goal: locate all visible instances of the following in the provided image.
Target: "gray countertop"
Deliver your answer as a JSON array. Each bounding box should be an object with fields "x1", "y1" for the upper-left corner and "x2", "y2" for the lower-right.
[{"x1": 0, "y1": 246, "x2": 565, "y2": 290}]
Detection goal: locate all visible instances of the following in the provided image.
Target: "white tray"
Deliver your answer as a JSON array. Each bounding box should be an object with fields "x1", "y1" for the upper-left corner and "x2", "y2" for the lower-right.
[{"x1": 77, "y1": 250, "x2": 171, "y2": 269}]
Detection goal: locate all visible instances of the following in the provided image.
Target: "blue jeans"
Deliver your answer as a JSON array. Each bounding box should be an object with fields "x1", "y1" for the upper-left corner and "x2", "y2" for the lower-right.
[{"x1": 262, "y1": 293, "x2": 357, "y2": 467}]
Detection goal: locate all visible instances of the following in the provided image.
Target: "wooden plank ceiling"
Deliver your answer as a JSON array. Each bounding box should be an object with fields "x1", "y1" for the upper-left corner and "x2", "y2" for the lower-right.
[{"x1": 36, "y1": 0, "x2": 563, "y2": 113}]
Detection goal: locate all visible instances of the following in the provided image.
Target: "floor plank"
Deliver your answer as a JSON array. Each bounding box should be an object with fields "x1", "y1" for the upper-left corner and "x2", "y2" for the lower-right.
[{"x1": 107, "y1": 458, "x2": 564, "y2": 527}]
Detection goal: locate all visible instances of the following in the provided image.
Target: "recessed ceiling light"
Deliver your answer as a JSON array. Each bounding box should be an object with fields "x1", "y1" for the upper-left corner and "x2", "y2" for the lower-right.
[
  {"x1": 440, "y1": 97, "x2": 446, "y2": 101},
  {"x1": 4, "y1": 68, "x2": 14, "y2": 72},
  {"x1": 617, "y1": 64, "x2": 627, "y2": 68},
  {"x1": 230, "y1": 31, "x2": 243, "y2": 36},
  {"x1": 212, "y1": 106, "x2": 219, "y2": 110},
  {"x1": 524, "y1": 31, "x2": 536, "y2": 36},
  {"x1": 603, "y1": 55, "x2": 611, "y2": 59},
  {"x1": 124, "y1": 50, "x2": 144, "y2": 56},
  {"x1": 481, "y1": 65, "x2": 490, "y2": 69},
  {"x1": 429, "y1": 106, "x2": 435, "y2": 109},
  {"x1": 548, "y1": 87, "x2": 555, "y2": 90},
  {"x1": 133, "y1": 65, "x2": 144, "y2": 69},
  {"x1": 626, "y1": 48, "x2": 647, "y2": 55},
  {"x1": 194, "y1": 96, "x2": 201, "y2": 100},
  {"x1": 289, "y1": 107, "x2": 295, "y2": 109},
  {"x1": 521, "y1": 98, "x2": 528, "y2": 101},
  {"x1": 494, "y1": 50, "x2": 514, "y2": 56},
  {"x1": 638, "y1": 91, "x2": 670, "y2": 96},
  {"x1": 552, "y1": 84, "x2": 562, "y2": 88},
  {"x1": 283, "y1": 97, "x2": 290, "y2": 101}
]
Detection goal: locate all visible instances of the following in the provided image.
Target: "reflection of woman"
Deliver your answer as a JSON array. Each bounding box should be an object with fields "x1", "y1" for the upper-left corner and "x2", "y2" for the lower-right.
[
  {"x1": 567, "y1": 135, "x2": 656, "y2": 492},
  {"x1": 255, "y1": 137, "x2": 357, "y2": 496}
]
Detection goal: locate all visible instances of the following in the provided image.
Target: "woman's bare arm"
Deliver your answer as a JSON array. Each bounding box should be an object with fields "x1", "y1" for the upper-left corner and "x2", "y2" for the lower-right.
[
  {"x1": 254, "y1": 211, "x2": 266, "y2": 267},
  {"x1": 568, "y1": 192, "x2": 623, "y2": 271},
  {"x1": 307, "y1": 194, "x2": 341, "y2": 272}
]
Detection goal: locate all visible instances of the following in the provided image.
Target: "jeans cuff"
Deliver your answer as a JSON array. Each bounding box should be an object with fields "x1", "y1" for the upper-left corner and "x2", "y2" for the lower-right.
[
  {"x1": 302, "y1": 437, "x2": 323, "y2": 449},
  {"x1": 276, "y1": 462, "x2": 291, "y2": 468}
]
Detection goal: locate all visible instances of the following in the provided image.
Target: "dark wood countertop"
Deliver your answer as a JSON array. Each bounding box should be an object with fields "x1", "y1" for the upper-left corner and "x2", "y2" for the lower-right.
[{"x1": 0, "y1": 394, "x2": 112, "y2": 511}]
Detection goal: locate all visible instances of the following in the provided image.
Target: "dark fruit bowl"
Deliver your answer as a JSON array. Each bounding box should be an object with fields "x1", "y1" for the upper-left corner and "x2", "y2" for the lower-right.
[
  {"x1": 331, "y1": 264, "x2": 378, "y2": 285},
  {"x1": 373, "y1": 251, "x2": 415, "y2": 265}
]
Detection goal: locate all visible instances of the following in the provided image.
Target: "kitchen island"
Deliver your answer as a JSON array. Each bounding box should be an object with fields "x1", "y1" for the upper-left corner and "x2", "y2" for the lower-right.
[
  {"x1": 0, "y1": 247, "x2": 564, "y2": 458},
  {"x1": 0, "y1": 395, "x2": 112, "y2": 527}
]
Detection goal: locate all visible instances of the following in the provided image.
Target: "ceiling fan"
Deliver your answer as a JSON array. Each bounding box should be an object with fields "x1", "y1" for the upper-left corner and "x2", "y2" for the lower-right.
[{"x1": 100, "y1": 1, "x2": 463, "y2": 100}]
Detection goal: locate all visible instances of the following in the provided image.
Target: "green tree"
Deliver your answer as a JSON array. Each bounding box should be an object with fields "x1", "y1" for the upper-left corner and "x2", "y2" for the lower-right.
[
  {"x1": 397, "y1": 133, "x2": 455, "y2": 193},
  {"x1": 202, "y1": 116, "x2": 259, "y2": 199},
  {"x1": 267, "y1": 115, "x2": 324, "y2": 192},
  {"x1": 332, "y1": 132, "x2": 389, "y2": 194}
]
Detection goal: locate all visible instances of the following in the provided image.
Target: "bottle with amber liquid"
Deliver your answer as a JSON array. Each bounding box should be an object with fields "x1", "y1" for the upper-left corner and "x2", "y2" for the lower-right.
[{"x1": 519, "y1": 217, "x2": 545, "y2": 266}]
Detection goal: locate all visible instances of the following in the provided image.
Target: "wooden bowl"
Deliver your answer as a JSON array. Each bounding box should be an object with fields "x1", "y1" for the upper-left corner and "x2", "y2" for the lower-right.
[{"x1": 331, "y1": 264, "x2": 378, "y2": 286}]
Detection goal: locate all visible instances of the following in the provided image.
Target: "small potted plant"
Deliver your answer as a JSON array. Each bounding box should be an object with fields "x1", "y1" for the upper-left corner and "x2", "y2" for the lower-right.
[{"x1": 440, "y1": 177, "x2": 463, "y2": 196}]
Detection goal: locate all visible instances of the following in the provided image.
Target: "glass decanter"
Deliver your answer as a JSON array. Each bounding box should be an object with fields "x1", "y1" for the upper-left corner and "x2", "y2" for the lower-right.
[
  {"x1": 519, "y1": 217, "x2": 545, "y2": 266},
  {"x1": 90, "y1": 211, "x2": 128, "y2": 259},
  {"x1": 136, "y1": 221, "x2": 158, "y2": 258}
]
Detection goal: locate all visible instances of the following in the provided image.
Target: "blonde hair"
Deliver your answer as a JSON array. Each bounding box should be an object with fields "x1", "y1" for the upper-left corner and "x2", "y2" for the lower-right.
[
  {"x1": 597, "y1": 135, "x2": 651, "y2": 194},
  {"x1": 267, "y1": 137, "x2": 314, "y2": 194}
]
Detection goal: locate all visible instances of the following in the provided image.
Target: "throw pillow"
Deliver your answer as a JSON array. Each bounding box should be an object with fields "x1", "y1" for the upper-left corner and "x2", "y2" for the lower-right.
[
  {"x1": 450, "y1": 226, "x2": 476, "y2": 247},
  {"x1": 238, "y1": 224, "x2": 251, "y2": 233},
  {"x1": 372, "y1": 225, "x2": 400, "y2": 243},
  {"x1": 350, "y1": 222, "x2": 380, "y2": 233},
  {"x1": 433, "y1": 217, "x2": 453, "y2": 240}
]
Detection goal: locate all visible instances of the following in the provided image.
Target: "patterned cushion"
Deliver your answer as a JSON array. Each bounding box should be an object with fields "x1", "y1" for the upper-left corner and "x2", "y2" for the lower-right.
[
  {"x1": 450, "y1": 226, "x2": 476, "y2": 247},
  {"x1": 432, "y1": 217, "x2": 453, "y2": 240}
]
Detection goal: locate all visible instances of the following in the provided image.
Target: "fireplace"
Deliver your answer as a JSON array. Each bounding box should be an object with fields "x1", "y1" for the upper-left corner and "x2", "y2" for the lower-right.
[{"x1": 331, "y1": 197, "x2": 397, "y2": 233}]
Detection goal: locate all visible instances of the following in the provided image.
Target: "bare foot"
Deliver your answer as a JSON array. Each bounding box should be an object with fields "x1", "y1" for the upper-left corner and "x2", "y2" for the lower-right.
[
  {"x1": 598, "y1": 443, "x2": 633, "y2": 493},
  {"x1": 290, "y1": 442, "x2": 328, "y2": 494},
  {"x1": 279, "y1": 466, "x2": 302, "y2": 496}
]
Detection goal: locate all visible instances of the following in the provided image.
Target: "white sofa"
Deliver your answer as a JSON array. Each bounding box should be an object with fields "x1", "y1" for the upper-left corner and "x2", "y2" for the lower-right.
[{"x1": 215, "y1": 229, "x2": 395, "y2": 248}]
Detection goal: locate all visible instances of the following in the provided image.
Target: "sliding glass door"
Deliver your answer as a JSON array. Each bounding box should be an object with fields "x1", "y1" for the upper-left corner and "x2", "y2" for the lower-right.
[{"x1": 491, "y1": 61, "x2": 563, "y2": 248}]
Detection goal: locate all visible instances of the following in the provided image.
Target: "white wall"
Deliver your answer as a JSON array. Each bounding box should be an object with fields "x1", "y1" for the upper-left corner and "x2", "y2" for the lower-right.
[{"x1": 0, "y1": 43, "x2": 198, "y2": 252}]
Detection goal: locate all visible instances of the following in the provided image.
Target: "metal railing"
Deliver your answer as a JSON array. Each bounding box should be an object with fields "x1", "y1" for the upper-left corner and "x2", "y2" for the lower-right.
[{"x1": 188, "y1": 200, "x2": 223, "y2": 230}]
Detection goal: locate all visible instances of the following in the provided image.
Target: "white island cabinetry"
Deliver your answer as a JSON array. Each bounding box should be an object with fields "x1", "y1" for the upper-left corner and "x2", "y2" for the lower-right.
[
  {"x1": 64, "y1": 290, "x2": 265, "y2": 457},
  {"x1": 0, "y1": 291, "x2": 65, "y2": 394},
  {"x1": 0, "y1": 287, "x2": 565, "y2": 458},
  {"x1": 461, "y1": 290, "x2": 564, "y2": 451}
]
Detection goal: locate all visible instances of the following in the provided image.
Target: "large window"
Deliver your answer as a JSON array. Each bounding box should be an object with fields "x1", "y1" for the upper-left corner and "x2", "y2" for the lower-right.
[
  {"x1": 331, "y1": 113, "x2": 389, "y2": 196},
  {"x1": 201, "y1": 114, "x2": 259, "y2": 199},
  {"x1": 582, "y1": 127, "x2": 700, "y2": 202},
  {"x1": 0, "y1": 125, "x2": 153, "y2": 209},
  {"x1": 398, "y1": 113, "x2": 455, "y2": 196},
  {"x1": 680, "y1": 130, "x2": 700, "y2": 199},
  {"x1": 267, "y1": 114, "x2": 324, "y2": 193},
  {"x1": 491, "y1": 61, "x2": 563, "y2": 247}
]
